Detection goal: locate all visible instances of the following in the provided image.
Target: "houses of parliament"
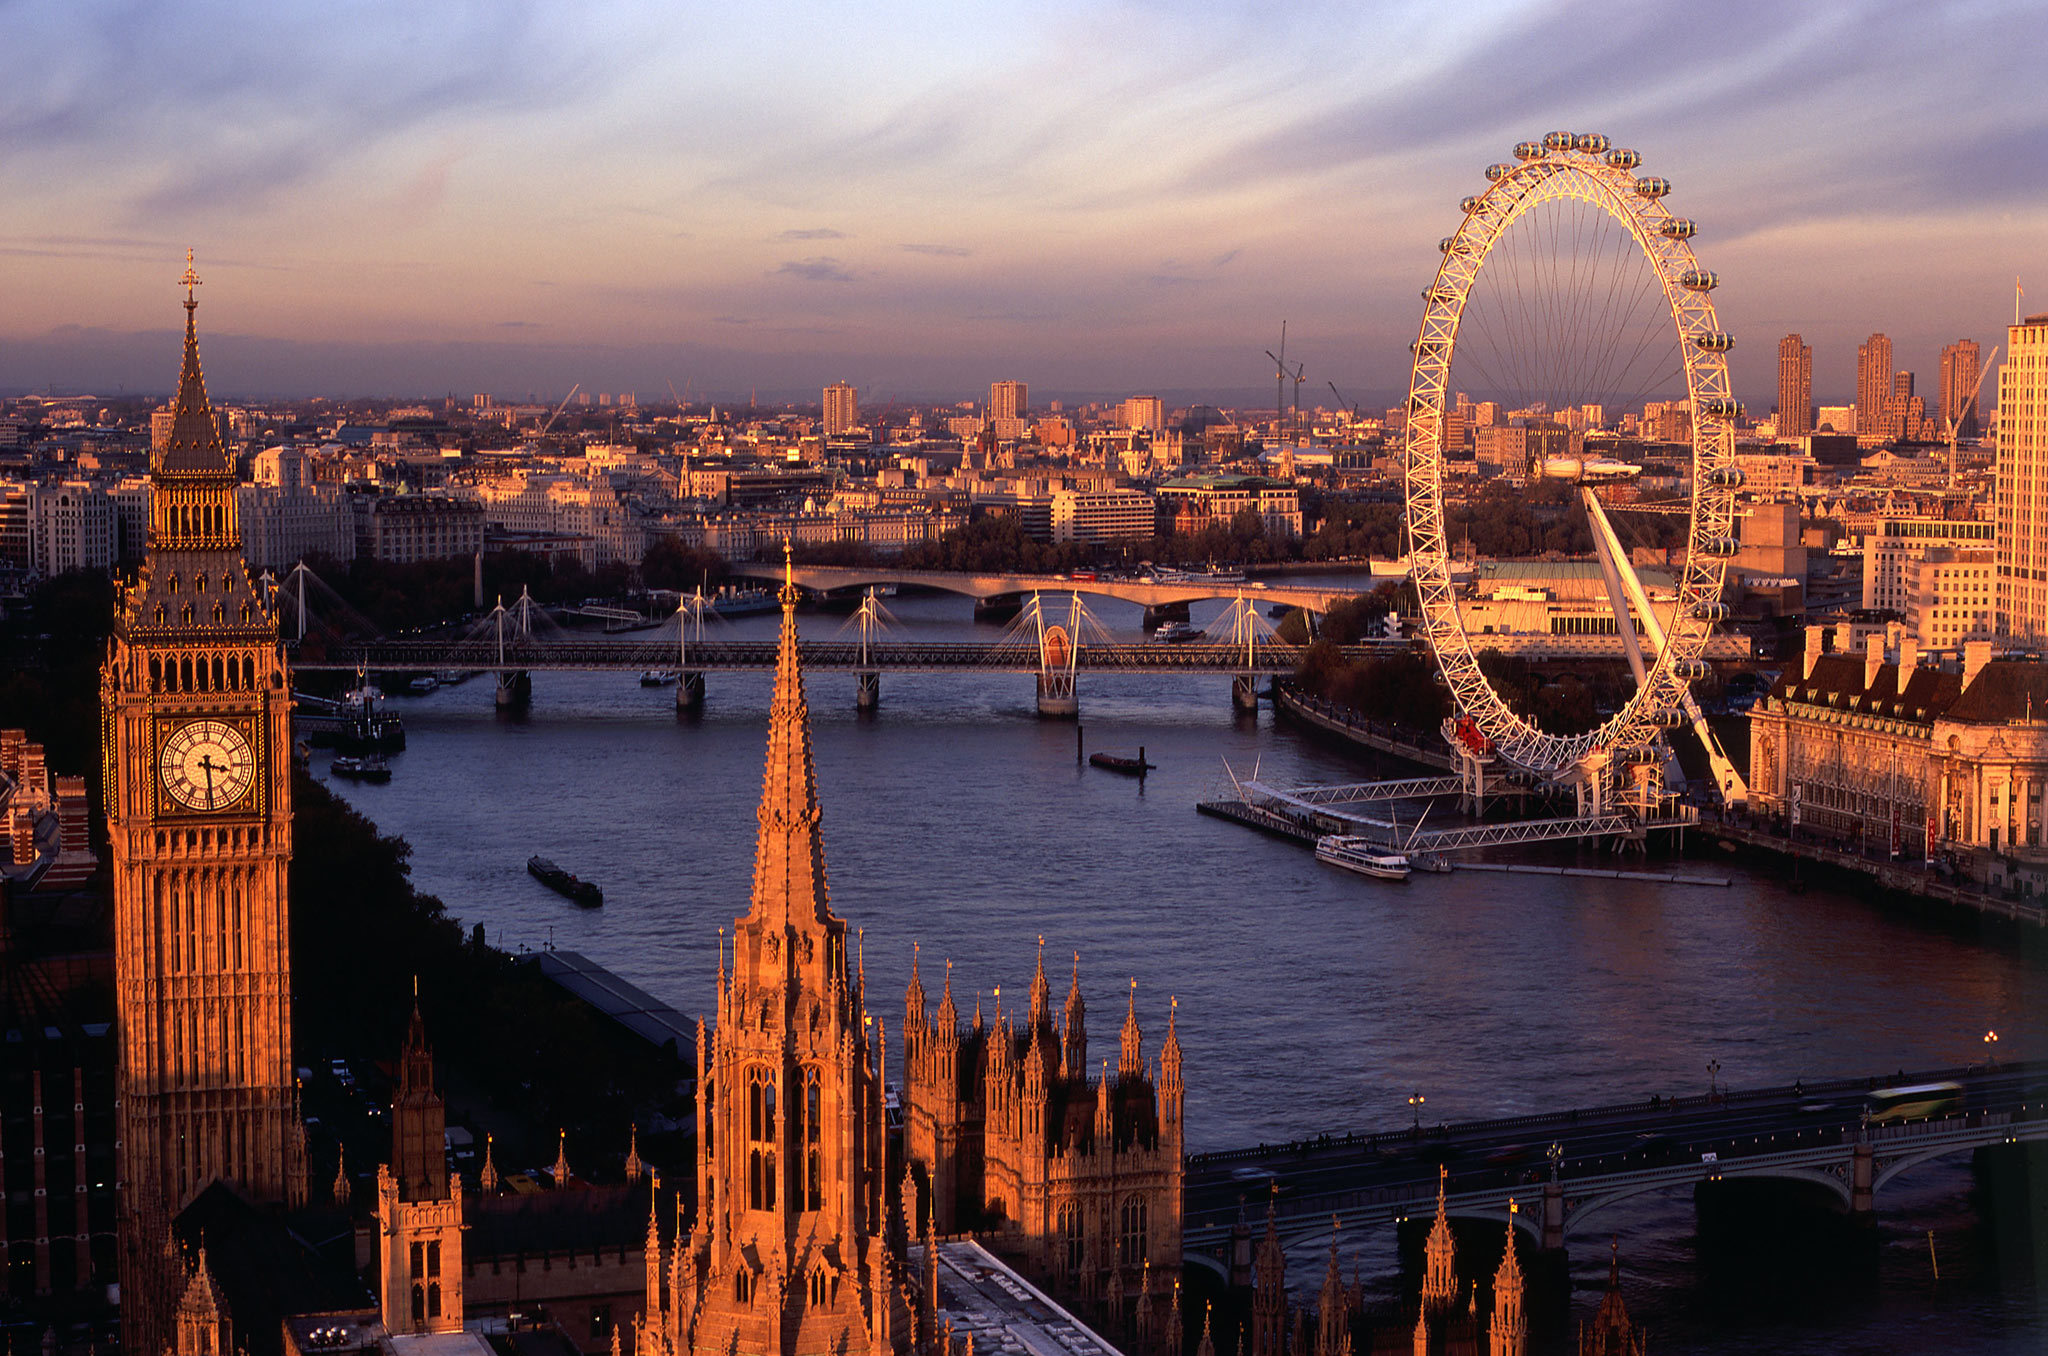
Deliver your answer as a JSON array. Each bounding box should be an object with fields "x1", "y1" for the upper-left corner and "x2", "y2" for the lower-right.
[{"x1": 4, "y1": 261, "x2": 1660, "y2": 1356}]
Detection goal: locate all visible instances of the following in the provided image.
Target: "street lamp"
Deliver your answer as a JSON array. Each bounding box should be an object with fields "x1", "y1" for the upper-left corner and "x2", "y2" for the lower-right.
[
  {"x1": 1546, "y1": 1141, "x2": 1563, "y2": 1182},
  {"x1": 1985, "y1": 1029, "x2": 2000, "y2": 1068},
  {"x1": 1707, "y1": 1059, "x2": 1722, "y2": 1101},
  {"x1": 1409, "y1": 1091, "x2": 1426, "y2": 1131}
]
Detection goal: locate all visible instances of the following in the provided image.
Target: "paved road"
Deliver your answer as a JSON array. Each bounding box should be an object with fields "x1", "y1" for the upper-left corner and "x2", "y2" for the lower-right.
[{"x1": 1186, "y1": 1061, "x2": 2046, "y2": 1242}]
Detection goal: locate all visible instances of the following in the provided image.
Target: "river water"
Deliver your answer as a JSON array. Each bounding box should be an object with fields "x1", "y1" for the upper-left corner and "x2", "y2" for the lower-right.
[{"x1": 321, "y1": 583, "x2": 2047, "y2": 1353}]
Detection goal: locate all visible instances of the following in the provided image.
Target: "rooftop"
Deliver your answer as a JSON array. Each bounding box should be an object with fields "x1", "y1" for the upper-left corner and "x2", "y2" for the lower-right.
[{"x1": 918, "y1": 1238, "x2": 1120, "y2": 1356}]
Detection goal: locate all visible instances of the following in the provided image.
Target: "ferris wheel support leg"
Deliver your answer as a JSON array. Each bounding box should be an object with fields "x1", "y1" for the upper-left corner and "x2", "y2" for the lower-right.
[{"x1": 1582, "y1": 489, "x2": 1748, "y2": 805}]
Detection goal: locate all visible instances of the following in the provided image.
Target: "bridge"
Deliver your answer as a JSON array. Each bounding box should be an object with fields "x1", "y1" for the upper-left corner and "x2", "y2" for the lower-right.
[
  {"x1": 279, "y1": 578, "x2": 1404, "y2": 717},
  {"x1": 726, "y1": 563, "x2": 1363, "y2": 620},
  {"x1": 1182, "y1": 1061, "x2": 2044, "y2": 1265}
]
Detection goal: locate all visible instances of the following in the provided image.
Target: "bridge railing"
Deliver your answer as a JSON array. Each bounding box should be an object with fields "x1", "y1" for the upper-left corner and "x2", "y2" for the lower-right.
[{"x1": 1185, "y1": 1060, "x2": 2033, "y2": 1171}]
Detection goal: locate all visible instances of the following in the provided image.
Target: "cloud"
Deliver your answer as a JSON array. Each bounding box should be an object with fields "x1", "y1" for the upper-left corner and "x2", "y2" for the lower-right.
[
  {"x1": 778, "y1": 228, "x2": 847, "y2": 241},
  {"x1": 712, "y1": 315, "x2": 755, "y2": 325},
  {"x1": 495, "y1": 320, "x2": 540, "y2": 329},
  {"x1": 900, "y1": 243, "x2": 972, "y2": 257},
  {"x1": 776, "y1": 257, "x2": 856, "y2": 284}
]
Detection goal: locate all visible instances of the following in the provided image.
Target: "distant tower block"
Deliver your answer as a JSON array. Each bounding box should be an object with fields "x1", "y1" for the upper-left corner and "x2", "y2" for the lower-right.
[
  {"x1": 823, "y1": 381, "x2": 859, "y2": 437},
  {"x1": 990, "y1": 379, "x2": 1028, "y2": 421},
  {"x1": 1777, "y1": 334, "x2": 1813, "y2": 438}
]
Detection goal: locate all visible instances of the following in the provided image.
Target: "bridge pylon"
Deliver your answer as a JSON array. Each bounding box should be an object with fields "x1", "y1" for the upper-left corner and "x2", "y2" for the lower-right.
[
  {"x1": 855, "y1": 587, "x2": 882, "y2": 711},
  {"x1": 676, "y1": 588, "x2": 708, "y2": 712},
  {"x1": 1030, "y1": 593, "x2": 1080, "y2": 718},
  {"x1": 1222, "y1": 591, "x2": 1269, "y2": 714}
]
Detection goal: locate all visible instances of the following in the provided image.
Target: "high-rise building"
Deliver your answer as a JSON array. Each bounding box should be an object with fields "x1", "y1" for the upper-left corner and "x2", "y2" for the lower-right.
[
  {"x1": 1857, "y1": 333, "x2": 1894, "y2": 442},
  {"x1": 103, "y1": 259, "x2": 303, "y2": 1354},
  {"x1": 1941, "y1": 339, "x2": 1983, "y2": 439},
  {"x1": 823, "y1": 381, "x2": 859, "y2": 437},
  {"x1": 639, "y1": 563, "x2": 909, "y2": 1356},
  {"x1": 1777, "y1": 334, "x2": 1814, "y2": 438},
  {"x1": 1120, "y1": 395, "x2": 1164, "y2": 432},
  {"x1": 989, "y1": 380, "x2": 1027, "y2": 421},
  {"x1": 1998, "y1": 312, "x2": 2048, "y2": 640}
]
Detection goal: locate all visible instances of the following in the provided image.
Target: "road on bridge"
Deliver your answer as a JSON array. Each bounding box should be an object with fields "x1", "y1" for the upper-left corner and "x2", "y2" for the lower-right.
[{"x1": 1185, "y1": 1061, "x2": 2046, "y2": 1248}]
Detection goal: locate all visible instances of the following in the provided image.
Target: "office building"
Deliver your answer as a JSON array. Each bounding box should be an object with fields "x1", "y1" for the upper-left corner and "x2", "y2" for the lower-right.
[
  {"x1": 1120, "y1": 395, "x2": 1164, "y2": 433},
  {"x1": 1864, "y1": 516, "x2": 1995, "y2": 613},
  {"x1": 1997, "y1": 312, "x2": 2048, "y2": 639},
  {"x1": 1049, "y1": 488, "x2": 1159, "y2": 543},
  {"x1": 1778, "y1": 334, "x2": 1814, "y2": 438},
  {"x1": 1857, "y1": 333, "x2": 1894, "y2": 443},
  {"x1": 1941, "y1": 339, "x2": 1983, "y2": 440},
  {"x1": 823, "y1": 381, "x2": 859, "y2": 436},
  {"x1": 989, "y1": 380, "x2": 1028, "y2": 422}
]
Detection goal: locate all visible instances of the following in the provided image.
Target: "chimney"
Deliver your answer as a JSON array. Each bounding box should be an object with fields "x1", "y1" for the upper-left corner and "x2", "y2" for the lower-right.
[
  {"x1": 1833, "y1": 620, "x2": 1855, "y2": 660},
  {"x1": 1897, "y1": 637, "x2": 1919, "y2": 696},
  {"x1": 1963, "y1": 639, "x2": 1994, "y2": 691},
  {"x1": 1865, "y1": 633, "x2": 1886, "y2": 693},
  {"x1": 1804, "y1": 624, "x2": 1827, "y2": 679}
]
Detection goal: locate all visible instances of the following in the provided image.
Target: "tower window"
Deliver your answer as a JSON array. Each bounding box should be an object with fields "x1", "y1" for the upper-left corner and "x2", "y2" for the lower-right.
[
  {"x1": 1060, "y1": 1204, "x2": 1084, "y2": 1277},
  {"x1": 1119, "y1": 1196, "x2": 1148, "y2": 1266}
]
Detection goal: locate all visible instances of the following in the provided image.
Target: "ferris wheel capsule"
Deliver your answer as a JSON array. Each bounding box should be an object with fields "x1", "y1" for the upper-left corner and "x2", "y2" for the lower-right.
[
  {"x1": 1485, "y1": 163, "x2": 1514, "y2": 182},
  {"x1": 1574, "y1": 133, "x2": 1611, "y2": 154},
  {"x1": 1542, "y1": 131, "x2": 1574, "y2": 151},
  {"x1": 1514, "y1": 141, "x2": 1545, "y2": 161},
  {"x1": 1700, "y1": 397, "x2": 1744, "y2": 418},
  {"x1": 1634, "y1": 176, "x2": 1672, "y2": 198},
  {"x1": 1694, "y1": 332, "x2": 1735, "y2": 353},
  {"x1": 1440, "y1": 237, "x2": 1460, "y2": 253},
  {"x1": 1700, "y1": 537, "x2": 1740, "y2": 558},
  {"x1": 1692, "y1": 602, "x2": 1731, "y2": 622},
  {"x1": 1705, "y1": 465, "x2": 1745, "y2": 488},
  {"x1": 1606, "y1": 148, "x2": 1642, "y2": 169},
  {"x1": 1460, "y1": 195, "x2": 1483, "y2": 214},
  {"x1": 1660, "y1": 218, "x2": 1697, "y2": 239},
  {"x1": 1649, "y1": 708, "x2": 1687, "y2": 730},
  {"x1": 1679, "y1": 269, "x2": 1719, "y2": 291},
  {"x1": 1672, "y1": 658, "x2": 1713, "y2": 681}
]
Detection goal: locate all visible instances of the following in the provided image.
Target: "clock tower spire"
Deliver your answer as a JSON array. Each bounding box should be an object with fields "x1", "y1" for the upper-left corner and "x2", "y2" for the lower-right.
[{"x1": 103, "y1": 255, "x2": 303, "y2": 1356}]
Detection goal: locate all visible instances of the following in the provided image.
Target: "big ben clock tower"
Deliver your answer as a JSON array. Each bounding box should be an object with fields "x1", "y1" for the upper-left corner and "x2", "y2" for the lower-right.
[{"x1": 102, "y1": 256, "x2": 303, "y2": 1343}]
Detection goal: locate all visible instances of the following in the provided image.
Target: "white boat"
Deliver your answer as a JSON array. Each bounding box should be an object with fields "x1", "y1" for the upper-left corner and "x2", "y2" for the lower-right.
[
  {"x1": 1315, "y1": 837, "x2": 1412, "y2": 880},
  {"x1": 1151, "y1": 621, "x2": 1203, "y2": 644},
  {"x1": 407, "y1": 675, "x2": 439, "y2": 694}
]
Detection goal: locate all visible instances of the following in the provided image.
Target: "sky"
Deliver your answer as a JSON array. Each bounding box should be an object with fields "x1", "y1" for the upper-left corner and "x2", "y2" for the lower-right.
[{"x1": 2, "y1": 0, "x2": 2044, "y2": 409}]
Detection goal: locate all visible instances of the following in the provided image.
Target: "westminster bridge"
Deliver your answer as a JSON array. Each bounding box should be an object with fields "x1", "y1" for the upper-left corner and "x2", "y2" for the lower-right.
[{"x1": 1181, "y1": 1060, "x2": 2046, "y2": 1271}]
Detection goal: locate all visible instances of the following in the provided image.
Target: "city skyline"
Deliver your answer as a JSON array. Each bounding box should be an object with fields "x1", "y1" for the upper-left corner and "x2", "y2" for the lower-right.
[{"x1": 3, "y1": 0, "x2": 2043, "y2": 405}]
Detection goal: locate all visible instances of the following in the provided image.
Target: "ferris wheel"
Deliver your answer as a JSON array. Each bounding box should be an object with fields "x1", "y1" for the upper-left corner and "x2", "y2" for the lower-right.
[{"x1": 1401, "y1": 132, "x2": 1744, "y2": 797}]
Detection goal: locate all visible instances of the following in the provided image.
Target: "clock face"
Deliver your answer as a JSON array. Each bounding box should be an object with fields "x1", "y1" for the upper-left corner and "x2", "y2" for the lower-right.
[{"x1": 159, "y1": 719, "x2": 256, "y2": 812}]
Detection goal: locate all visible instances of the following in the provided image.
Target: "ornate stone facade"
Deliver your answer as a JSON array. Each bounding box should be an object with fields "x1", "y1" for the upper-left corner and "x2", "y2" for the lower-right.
[
  {"x1": 900, "y1": 946, "x2": 1183, "y2": 1339},
  {"x1": 639, "y1": 563, "x2": 910, "y2": 1356},
  {"x1": 104, "y1": 262, "x2": 304, "y2": 1354},
  {"x1": 1749, "y1": 625, "x2": 2048, "y2": 891}
]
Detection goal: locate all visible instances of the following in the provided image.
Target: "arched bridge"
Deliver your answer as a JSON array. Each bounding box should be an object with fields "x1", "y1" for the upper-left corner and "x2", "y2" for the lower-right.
[
  {"x1": 726, "y1": 564, "x2": 1363, "y2": 613},
  {"x1": 1184, "y1": 1061, "x2": 2046, "y2": 1257}
]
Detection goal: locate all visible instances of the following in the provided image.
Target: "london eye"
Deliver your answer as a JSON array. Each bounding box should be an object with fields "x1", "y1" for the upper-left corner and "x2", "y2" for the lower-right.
[{"x1": 1402, "y1": 132, "x2": 1745, "y2": 805}]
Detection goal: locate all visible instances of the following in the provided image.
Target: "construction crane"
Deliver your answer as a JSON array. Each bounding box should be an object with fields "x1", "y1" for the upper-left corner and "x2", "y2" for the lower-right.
[
  {"x1": 1265, "y1": 322, "x2": 1289, "y2": 442},
  {"x1": 1944, "y1": 344, "x2": 1999, "y2": 491},
  {"x1": 1327, "y1": 380, "x2": 1359, "y2": 418},
  {"x1": 536, "y1": 383, "x2": 581, "y2": 441}
]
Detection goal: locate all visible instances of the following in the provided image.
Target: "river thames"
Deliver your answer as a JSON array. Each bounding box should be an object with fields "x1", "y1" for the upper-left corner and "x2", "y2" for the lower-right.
[{"x1": 323, "y1": 586, "x2": 2046, "y2": 1354}]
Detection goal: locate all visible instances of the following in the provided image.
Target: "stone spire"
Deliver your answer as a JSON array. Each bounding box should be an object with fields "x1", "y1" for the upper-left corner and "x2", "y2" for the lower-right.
[
  {"x1": 747, "y1": 543, "x2": 831, "y2": 929},
  {"x1": 1118, "y1": 979, "x2": 1142, "y2": 1078},
  {"x1": 625, "y1": 1124, "x2": 644, "y2": 1183},
  {"x1": 907, "y1": 943, "x2": 926, "y2": 1027},
  {"x1": 1161, "y1": 996, "x2": 1183, "y2": 1124},
  {"x1": 552, "y1": 1129, "x2": 571, "y2": 1187},
  {"x1": 1062, "y1": 952, "x2": 1086, "y2": 1078},
  {"x1": 392, "y1": 997, "x2": 447, "y2": 1202},
  {"x1": 1253, "y1": 1188, "x2": 1287, "y2": 1356},
  {"x1": 1580, "y1": 1238, "x2": 1644, "y2": 1356},
  {"x1": 938, "y1": 959, "x2": 959, "y2": 1033},
  {"x1": 1314, "y1": 1225, "x2": 1348, "y2": 1356},
  {"x1": 1029, "y1": 935, "x2": 1050, "y2": 1031},
  {"x1": 159, "y1": 251, "x2": 233, "y2": 477},
  {"x1": 1489, "y1": 1209, "x2": 1526, "y2": 1356},
  {"x1": 479, "y1": 1134, "x2": 499, "y2": 1193},
  {"x1": 1196, "y1": 1303, "x2": 1216, "y2": 1356},
  {"x1": 1421, "y1": 1166, "x2": 1458, "y2": 1317}
]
